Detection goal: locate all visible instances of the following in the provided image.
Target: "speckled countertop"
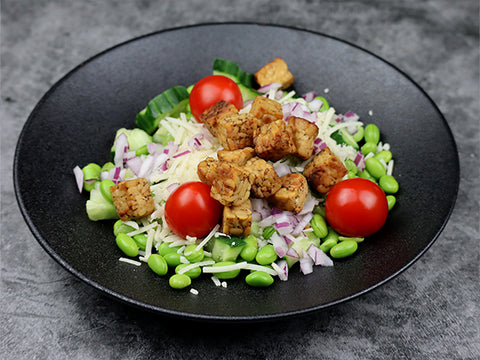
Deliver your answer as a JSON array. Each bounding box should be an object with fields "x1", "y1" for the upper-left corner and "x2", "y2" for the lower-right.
[{"x1": 1, "y1": 1, "x2": 479, "y2": 359}]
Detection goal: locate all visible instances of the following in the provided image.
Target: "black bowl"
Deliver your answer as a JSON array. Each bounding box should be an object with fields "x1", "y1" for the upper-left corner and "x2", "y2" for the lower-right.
[{"x1": 14, "y1": 23, "x2": 459, "y2": 322}]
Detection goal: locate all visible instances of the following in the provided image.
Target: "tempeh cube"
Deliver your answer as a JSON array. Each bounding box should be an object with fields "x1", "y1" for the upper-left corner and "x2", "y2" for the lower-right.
[
  {"x1": 254, "y1": 57, "x2": 294, "y2": 90},
  {"x1": 111, "y1": 178, "x2": 155, "y2": 221},
  {"x1": 287, "y1": 116, "x2": 319, "y2": 160},
  {"x1": 221, "y1": 199, "x2": 252, "y2": 237},
  {"x1": 253, "y1": 120, "x2": 297, "y2": 162},
  {"x1": 268, "y1": 173, "x2": 309, "y2": 214}
]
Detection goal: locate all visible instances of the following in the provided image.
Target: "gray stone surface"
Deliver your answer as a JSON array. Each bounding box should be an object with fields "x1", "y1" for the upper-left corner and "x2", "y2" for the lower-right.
[{"x1": 1, "y1": 0, "x2": 478, "y2": 359}]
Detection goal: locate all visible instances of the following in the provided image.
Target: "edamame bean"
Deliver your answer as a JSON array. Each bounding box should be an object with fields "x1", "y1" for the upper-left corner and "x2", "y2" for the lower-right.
[
  {"x1": 82, "y1": 163, "x2": 101, "y2": 180},
  {"x1": 352, "y1": 126, "x2": 365, "y2": 142},
  {"x1": 255, "y1": 244, "x2": 278, "y2": 265},
  {"x1": 175, "y1": 263, "x2": 202, "y2": 279},
  {"x1": 344, "y1": 159, "x2": 358, "y2": 175},
  {"x1": 113, "y1": 219, "x2": 136, "y2": 236},
  {"x1": 365, "y1": 157, "x2": 387, "y2": 179},
  {"x1": 330, "y1": 240, "x2": 358, "y2": 259},
  {"x1": 212, "y1": 261, "x2": 241, "y2": 279},
  {"x1": 183, "y1": 244, "x2": 204, "y2": 263},
  {"x1": 386, "y1": 195, "x2": 396, "y2": 210},
  {"x1": 338, "y1": 236, "x2": 364, "y2": 243},
  {"x1": 310, "y1": 214, "x2": 328, "y2": 238},
  {"x1": 163, "y1": 252, "x2": 183, "y2": 267},
  {"x1": 358, "y1": 169, "x2": 377, "y2": 182},
  {"x1": 147, "y1": 254, "x2": 168, "y2": 276},
  {"x1": 364, "y1": 124, "x2": 380, "y2": 144},
  {"x1": 101, "y1": 162, "x2": 115, "y2": 172},
  {"x1": 240, "y1": 235, "x2": 258, "y2": 262},
  {"x1": 245, "y1": 271, "x2": 274, "y2": 287},
  {"x1": 115, "y1": 233, "x2": 139, "y2": 257},
  {"x1": 379, "y1": 174, "x2": 399, "y2": 194},
  {"x1": 132, "y1": 233, "x2": 147, "y2": 251},
  {"x1": 324, "y1": 227, "x2": 339, "y2": 242},
  {"x1": 319, "y1": 238, "x2": 337, "y2": 253},
  {"x1": 169, "y1": 273, "x2": 191, "y2": 289},
  {"x1": 100, "y1": 179, "x2": 115, "y2": 203},
  {"x1": 374, "y1": 150, "x2": 392, "y2": 163},
  {"x1": 158, "y1": 243, "x2": 181, "y2": 256},
  {"x1": 361, "y1": 142, "x2": 377, "y2": 155}
]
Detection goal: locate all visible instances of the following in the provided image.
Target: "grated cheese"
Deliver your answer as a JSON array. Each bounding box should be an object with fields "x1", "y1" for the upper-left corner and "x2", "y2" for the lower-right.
[{"x1": 119, "y1": 257, "x2": 142, "y2": 266}]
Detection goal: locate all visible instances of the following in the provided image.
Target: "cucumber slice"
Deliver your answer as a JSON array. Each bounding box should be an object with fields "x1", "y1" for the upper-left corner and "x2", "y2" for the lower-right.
[
  {"x1": 331, "y1": 128, "x2": 359, "y2": 149},
  {"x1": 135, "y1": 86, "x2": 190, "y2": 134},
  {"x1": 211, "y1": 235, "x2": 246, "y2": 262},
  {"x1": 213, "y1": 58, "x2": 254, "y2": 88},
  {"x1": 238, "y1": 83, "x2": 259, "y2": 102}
]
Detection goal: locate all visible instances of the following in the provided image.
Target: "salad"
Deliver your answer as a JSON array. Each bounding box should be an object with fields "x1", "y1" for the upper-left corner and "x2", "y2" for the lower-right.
[{"x1": 73, "y1": 58, "x2": 399, "y2": 292}]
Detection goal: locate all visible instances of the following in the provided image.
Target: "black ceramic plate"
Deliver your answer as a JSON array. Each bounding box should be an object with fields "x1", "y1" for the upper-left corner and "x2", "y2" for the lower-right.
[{"x1": 14, "y1": 23, "x2": 459, "y2": 322}]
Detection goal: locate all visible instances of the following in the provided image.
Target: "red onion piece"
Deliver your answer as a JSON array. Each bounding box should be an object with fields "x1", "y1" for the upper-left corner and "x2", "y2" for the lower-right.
[
  {"x1": 73, "y1": 166, "x2": 83, "y2": 193},
  {"x1": 114, "y1": 133, "x2": 129, "y2": 167},
  {"x1": 286, "y1": 247, "x2": 300, "y2": 259},
  {"x1": 299, "y1": 249, "x2": 314, "y2": 275},
  {"x1": 307, "y1": 244, "x2": 334, "y2": 267},
  {"x1": 258, "y1": 82, "x2": 282, "y2": 94},
  {"x1": 354, "y1": 151, "x2": 366, "y2": 171}
]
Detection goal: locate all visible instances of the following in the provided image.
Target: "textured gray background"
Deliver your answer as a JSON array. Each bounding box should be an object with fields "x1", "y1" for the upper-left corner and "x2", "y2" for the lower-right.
[{"x1": 1, "y1": 0, "x2": 479, "y2": 359}]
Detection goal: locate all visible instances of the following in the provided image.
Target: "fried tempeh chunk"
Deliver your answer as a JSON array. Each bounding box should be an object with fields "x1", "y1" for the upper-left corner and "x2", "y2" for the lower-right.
[
  {"x1": 253, "y1": 120, "x2": 297, "y2": 162},
  {"x1": 287, "y1": 116, "x2": 319, "y2": 160},
  {"x1": 243, "y1": 157, "x2": 282, "y2": 198},
  {"x1": 268, "y1": 173, "x2": 309, "y2": 214},
  {"x1": 216, "y1": 113, "x2": 258, "y2": 150},
  {"x1": 254, "y1": 57, "x2": 294, "y2": 90},
  {"x1": 111, "y1": 178, "x2": 155, "y2": 221},
  {"x1": 249, "y1": 95, "x2": 284, "y2": 126},
  {"x1": 210, "y1": 161, "x2": 251, "y2": 206},
  {"x1": 221, "y1": 199, "x2": 252, "y2": 237},
  {"x1": 302, "y1": 147, "x2": 348, "y2": 195},
  {"x1": 197, "y1": 157, "x2": 219, "y2": 186},
  {"x1": 217, "y1": 147, "x2": 256, "y2": 166},
  {"x1": 199, "y1": 100, "x2": 238, "y2": 137}
]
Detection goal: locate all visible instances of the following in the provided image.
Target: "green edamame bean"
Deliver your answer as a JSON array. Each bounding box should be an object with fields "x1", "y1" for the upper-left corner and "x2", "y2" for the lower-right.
[
  {"x1": 82, "y1": 163, "x2": 101, "y2": 180},
  {"x1": 344, "y1": 159, "x2": 358, "y2": 175},
  {"x1": 255, "y1": 244, "x2": 278, "y2": 265},
  {"x1": 310, "y1": 214, "x2": 328, "y2": 238},
  {"x1": 364, "y1": 124, "x2": 380, "y2": 144},
  {"x1": 175, "y1": 263, "x2": 202, "y2": 279},
  {"x1": 158, "y1": 243, "x2": 181, "y2": 256},
  {"x1": 100, "y1": 179, "x2": 115, "y2": 203},
  {"x1": 212, "y1": 261, "x2": 241, "y2": 279},
  {"x1": 386, "y1": 195, "x2": 396, "y2": 210},
  {"x1": 245, "y1": 271, "x2": 274, "y2": 287},
  {"x1": 169, "y1": 273, "x2": 191, "y2": 289},
  {"x1": 338, "y1": 236, "x2": 364, "y2": 243},
  {"x1": 352, "y1": 126, "x2": 365, "y2": 142},
  {"x1": 319, "y1": 238, "x2": 337, "y2": 253},
  {"x1": 240, "y1": 235, "x2": 258, "y2": 262},
  {"x1": 358, "y1": 169, "x2": 376, "y2": 182},
  {"x1": 324, "y1": 227, "x2": 339, "y2": 242},
  {"x1": 365, "y1": 157, "x2": 387, "y2": 179},
  {"x1": 374, "y1": 150, "x2": 392, "y2": 164},
  {"x1": 101, "y1": 162, "x2": 115, "y2": 172},
  {"x1": 361, "y1": 142, "x2": 378, "y2": 155},
  {"x1": 147, "y1": 254, "x2": 168, "y2": 276},
  {"x1": 262, "y1": 226, "x2": 277, "y2": 240},
  {"x1": 132, "y1": 233, "x2": 148, "y2": 251},
  {"x1": 113, "y1": 220, "x2": 136, "y2": 236},
  {"x1": 379, "y1": 174, "x2": 399, "y2": 194},
  {"x1": 163, "y1": 252, "x2": 183, "y2": 267},
  {"x1": 115, "y1": 233, "x2": 139, "y2": 257},
  {"x1": 183, "y1": 244, "x2": 204, "y2": 263},
  {"x1": 330, "y1": 240, "x2": 358, "y2": 259}
]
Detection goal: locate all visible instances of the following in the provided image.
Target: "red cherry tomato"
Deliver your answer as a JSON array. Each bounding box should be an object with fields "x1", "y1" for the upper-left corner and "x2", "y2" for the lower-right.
[
  {"x1": 164, "y1": 182, "x2": 223, "y2": 239},
  {"x1": 325, "y1": 178, "x2": 388, "y2": 237},
  {"x1": 189, "y1": 75, "x2": 243, "y2": 121}
]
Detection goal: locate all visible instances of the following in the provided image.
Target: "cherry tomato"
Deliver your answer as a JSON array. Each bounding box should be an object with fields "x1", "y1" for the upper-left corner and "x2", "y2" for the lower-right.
[
  {"x1": 189, "y1": 75, "x2": 243, "y2": 121},
  {"x1": 164, "y1": 182, "x2": 223, "y2": 239},
  {"x1": 325, "y1": 178, "x2": 388, "y2": 237}
]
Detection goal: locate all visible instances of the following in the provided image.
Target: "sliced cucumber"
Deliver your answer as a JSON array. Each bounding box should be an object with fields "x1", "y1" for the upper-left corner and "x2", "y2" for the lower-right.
[
  {"x1": 331, "y1": 128, "x2": 359, "y2": 149},
  {"x1": 211, "y1": 235, "x2": 246, "y2": 262},
  {"x1": 135, "y1": 86, "x2": 190, "y2": 134},
  {"x1": 212, "y1": 58, "x2": 254, "y2": 88}
]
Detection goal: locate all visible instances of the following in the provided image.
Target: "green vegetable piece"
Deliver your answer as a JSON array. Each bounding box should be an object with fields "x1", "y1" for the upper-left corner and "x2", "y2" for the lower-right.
[
  {"x1": 132, "y1": 233, "x2": 148, "y2": 251},
  {"x1": 135, "y1": 86, "x2": 190, "y2": 134},
  {"x1": 240, "y1": 235, "x2": 258, "y2": 262},
  {"x1": 135, "y1": 144, "x2": 149, "y2": 156},
  {"x1": 147, "y1": 254, "x2": 168, "y2": 276},
  {"x1": 211, "y1": 261, "x2": 241, "y2": 279},
  {"x1": 330, "y1": 240, "x2": 358, "y2": 259},
  {"x1": 365, "y1": 157, "x2": 387, "y2": 179},
  {"x1": 158, "y1": 243, "x2": 181, "y2": 256},
  {"x1": 331, "y1": 129, "x2": 358, "y2": 149},
  {"x1": 319, "y1": 238, "x2": 337, "y2": 253},
  {"x1": 237, "y1": 83, "x2": 260, "y2": 102},
  {"x1": 255, "y1": 244, "x2": 278, "y2": 265},
  {"x1": 111, "y1": 128, "x2": 153, "y2": 158},
  {"x1": 364, "y1": 124, "x2": 380, "y2": 145},
  {"x1": 310, "y1": 214, "x2": 328, "y2": 239},
  {"x1": 86, "y1": 182, "x2": 119, "y2": 221},
  {"x1": 163, "y1": 252, "x2": 183, "y2": 268},
  {"x1": 183, "y1": 244, "x2": 204, "y2": 263},
  {"x1": 374, "y1": 150, "x2": 392, "y2": 164},
  {"x1": 245, "y1": 271, "x2": 274, "y2": 287},
  {"x1": 212, "y1": 58, "x2": 255, "y2": 88},
  {"x1": 358, "y1": 169, "x2": 377, "y2": 183},
  {"x1": 113, "y1": 219, "x2": 135, "y2": 236},
  {"x1": 344, "y1": 159, "x2": 358, "y2": 176},
  {"x1": 152, "y1": 124, "x2": 175, "y2": 145},
  {"x1": 211, "y1": 235, "x2": 246, "y2": 262},
  {"x1": 386, "y1": 195, "x2": 397, "y2": 210},
  {"x1": 99, "y1": 179, "x2": 115, "y2": 203},
  {"x1": 82, "y1": 163, "x2": 101, "y2": 180},
  {"x1": 379, "y1": 175, "x2": 399, "y2": 194},
  {"x1": 115, "y1": 233, "x2": 139, "y2": 257},
  {"x1": 314, "y1": 96, "x2": 329, "y2": 111},
  {"x1": 262, "y1": 226, "x2": 277, "y2": 240},
  {"x1": 101, "y1": 162, "x2": 115, "y2": 172},
  {"x1": 169, "y1": 273, "x2": 191, "y2": 289},
  {"x1": 175, "y1": 264, "x2": 202, "y2": 279},
  {"x1": 361, "y1": 142, "x2": 377, "y2": 155},
  {"x1": 352, "y1": 126, "x2": 364, "y2": 142},
  {"x1": 338, "y1": 236, "x2": 364, "y2": 243}
]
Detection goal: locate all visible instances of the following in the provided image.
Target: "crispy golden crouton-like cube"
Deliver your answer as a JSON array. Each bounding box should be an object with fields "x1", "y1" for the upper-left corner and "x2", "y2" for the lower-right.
[
  {"x1": 244, "y1": 157, "x2": 282, "y2": 198},
  {"x1": 303, "y1": 147, "x2": 348, "y2": 195},
  {"x1": 210, "y1": 162, "x2": 251, "y2": 206},
  {"x1": 216, "y1": 113, "x2": 258, "y2": 150},
  {"x1": 249, "y1": 96, "x2": 283, "y2": 126},
  {"x1": 222, "y1": 199, "x2": 252, "y2": 237},
  {"x1": 269, "y1": 173, "x2": 309, "y2": 214},
  {"x1": 253, "y1": 120, "x2": 297, "y2": 162},
  {"x1": 254, "y1": 57, "x2": 294, "y2": 90},
  {"x1": 217, "y1": 147, "x2": 256, "y2": 166},
  {"x1": 197, "y1": 157, "x2": 219, "y2": 186},
  {"x1": 111, "y1": 178, "x2": 155, "y2": 221},
  {"x1": 199, "y1": 100, "x2": 238, "y2": 137},
  {"x1": 287, "y1": 116, "x2": 319, "y2": 160}
]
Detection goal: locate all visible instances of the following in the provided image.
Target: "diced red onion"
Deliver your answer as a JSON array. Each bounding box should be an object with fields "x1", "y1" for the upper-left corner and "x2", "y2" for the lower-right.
[
  {"x1": 307, "y1": 244, "x2": 334, "y2": 266},
  {"x1": 308, "y1": 98, "x2": 323, "y2": 112},
  {"x1": 274, "y1": 246, "x2": 287, "y2": 258},
  {"x1": 299, "y1": 250, "x2": 314, "y2": 275},
  {"x1": 286, "y1": 247, "x2": 300, "y2": 259},
  {"x1": 302, "y1": 91, "x2": 317, "y2": 102},
  {"x1": 73, "y1": 166, "x2": 83, "y2": 193},
  {"x1": 138, "y1": 155, "x2": 154, "y2": 178},
  {"x1": 258, "y1": 82, "x2": 282, "y2": 94},
  {"x1": 271, "y1": 208, "x2": 283, "y2": 216},
  {"x1": 153, "y1": 153, "x2": 169, "y2": 172},
  {"x1": 147, "y1": 143, "x2": 156, "y2": 155},
  {"x1": 126, "y1": 156, "x2": 143, "y2": 176},
  {"x1": 112, "y1": 167, "x2": 122, "y2": 183},
  {"x1": 114, "y1": 133, "x2": 129, "y2": 167},
  {"x1": 273, "y1": 260, "x2": 288, "y2": 281},
  {"x1": 298, "y1": 197, "x2": 317, "y2": 215},
  {"x1": 172, "y1": 150, "x2": 191, "y2": 159},
  {"x1": 273, "y1": 163, "x2": 291, "y2": 177},
  {"x1": 283, "y1": 234, "x2": 295, "y2": 246},
  {"x1": 258, "y1": 215, "x2": 276, "y2": 228},
  {"x1": 292, "y1": 213, "x2": 313, "y2": 236},
  {"x1": 354, "y1": 151, "x2": 366, "y2": 171}
]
